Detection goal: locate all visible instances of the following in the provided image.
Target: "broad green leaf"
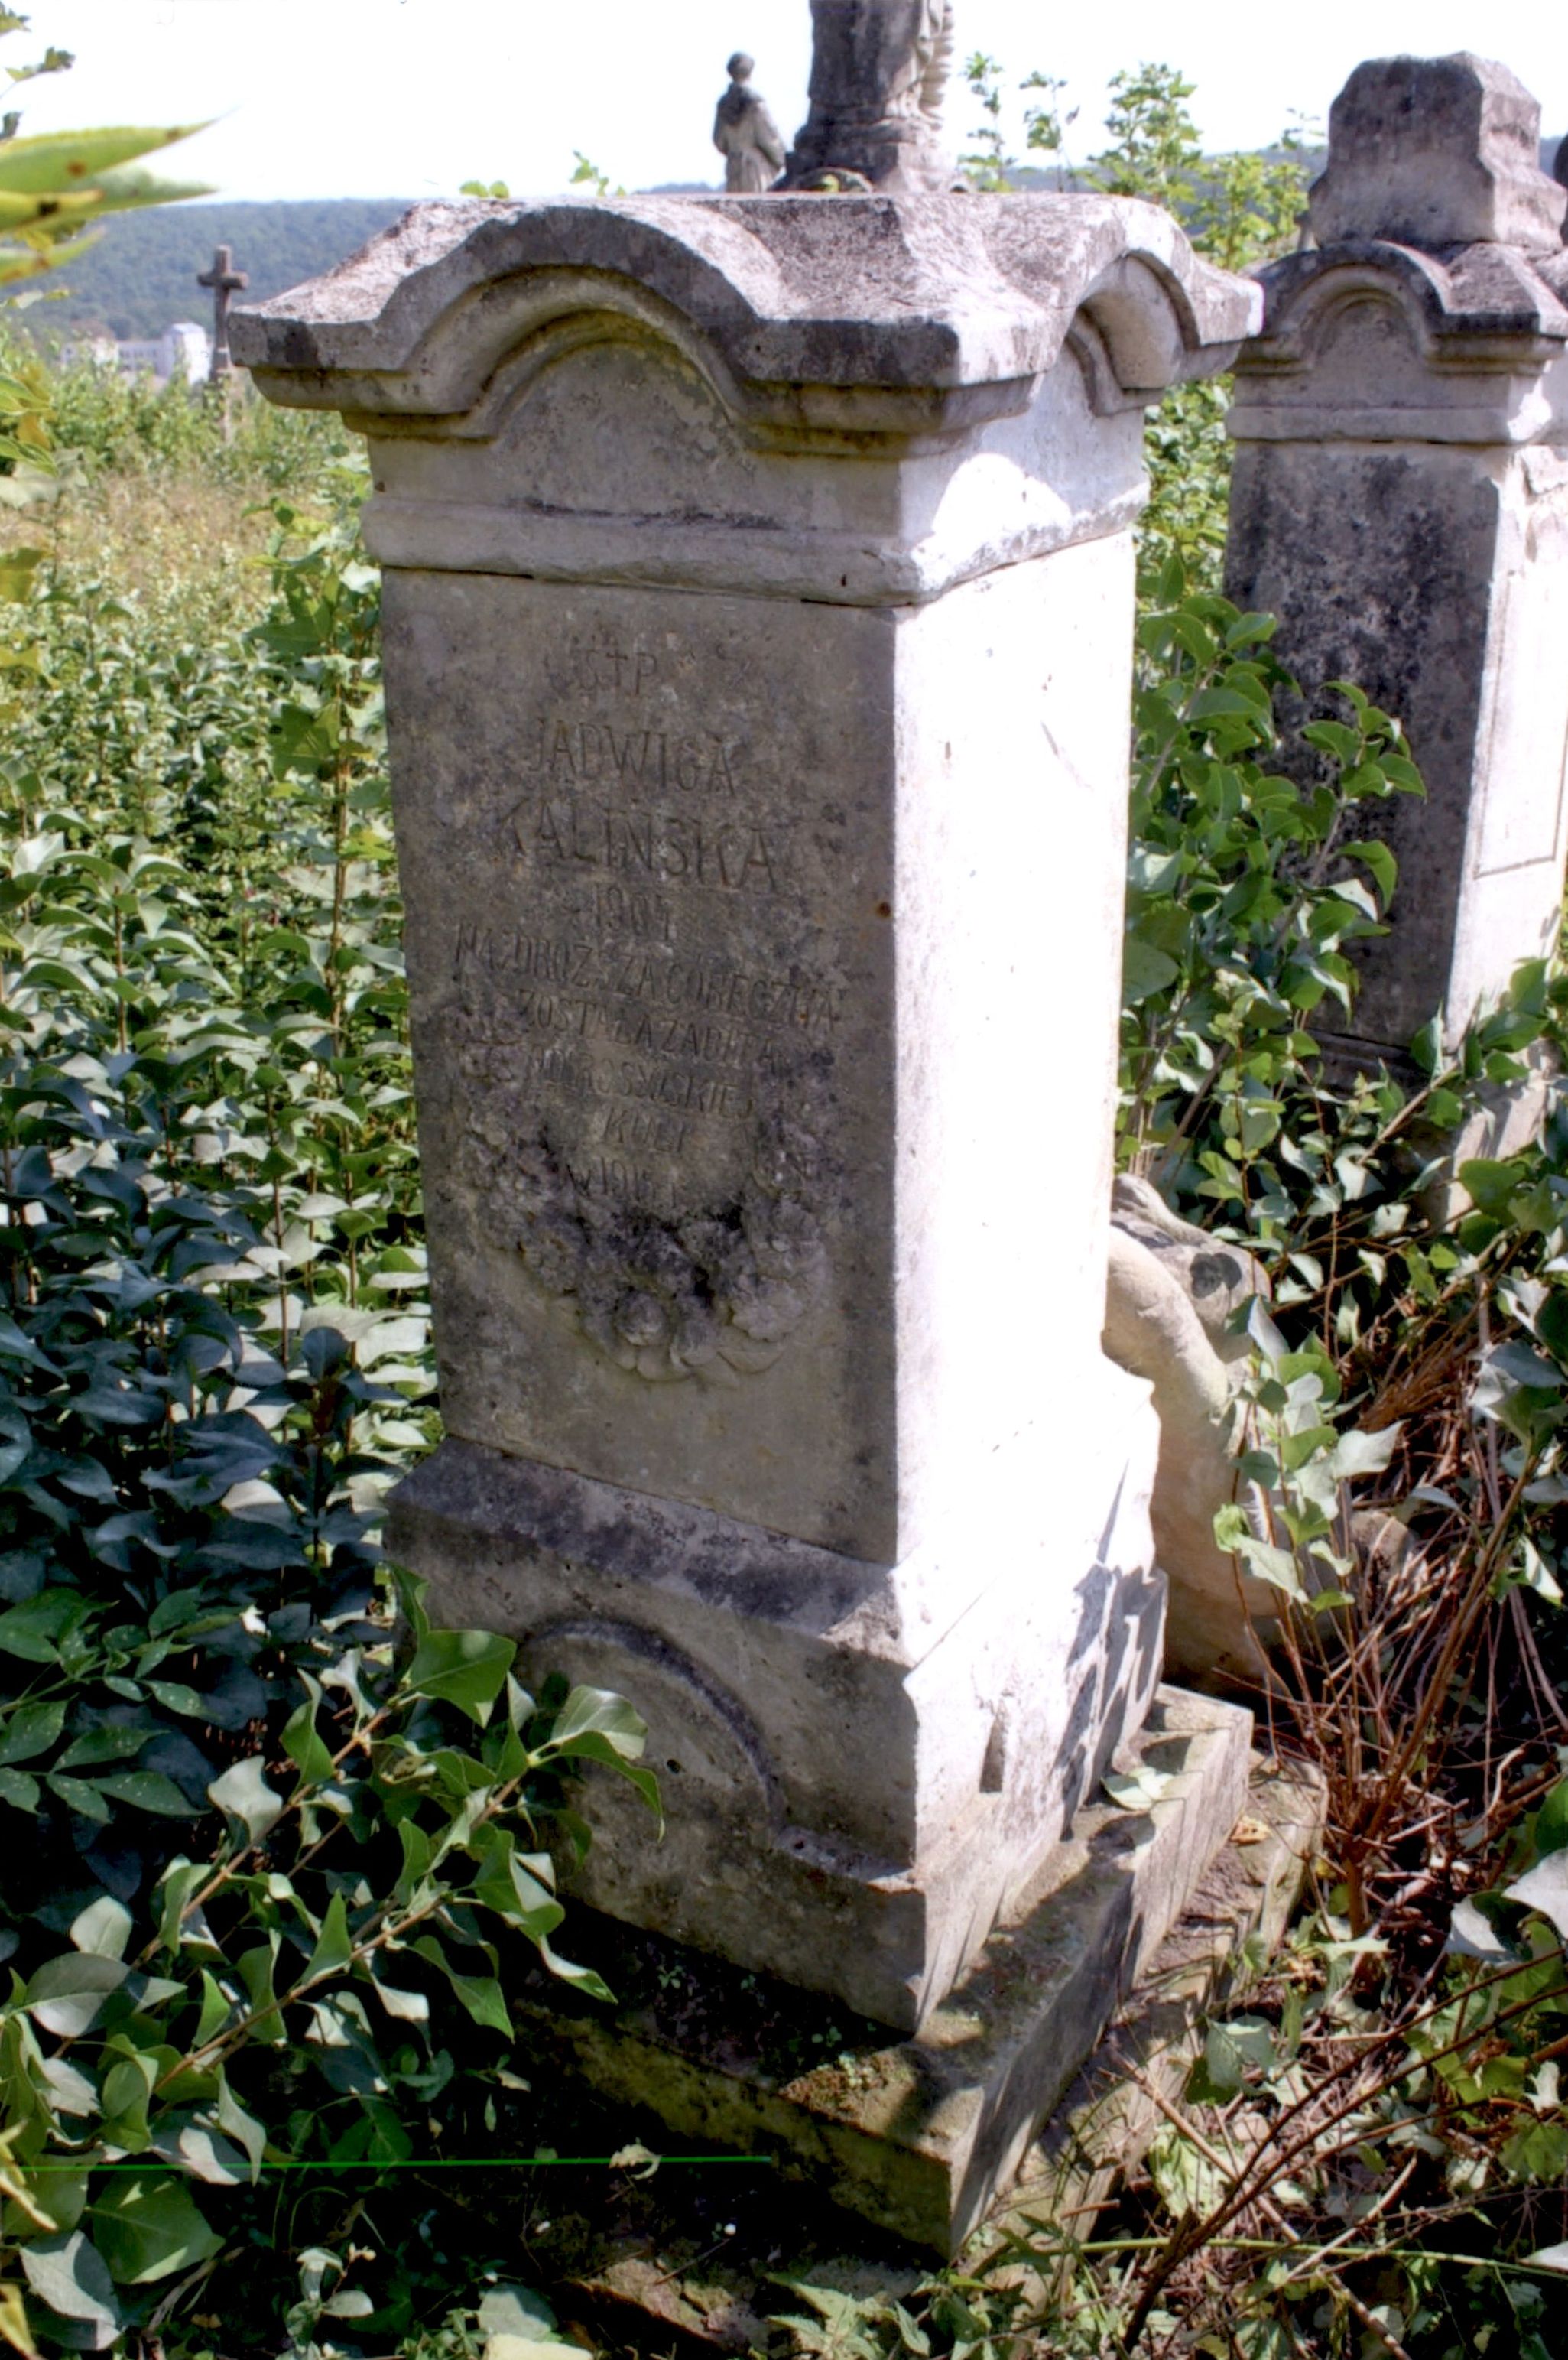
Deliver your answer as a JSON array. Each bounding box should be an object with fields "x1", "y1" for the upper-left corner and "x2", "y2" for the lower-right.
[
  {"x1": 1459, "y1": 1159, "x2": 1527, "y2": 1218},
  {"x1": 154, "y1": 1858, "x2": 209, "y2": 1955},
  {"x1": 24, "y1": 1951, "x2": 130, "y2": 2037},
  {"x1": 235, "y1": 1939, "x2": 286, "y2": 2045},
  {"x1": 537, "y1": 1935, "x2": 614, "y2": 2003},
  {"x1": 412, "y1": 1934, "x2": 511, "y2": 2034},
  {"x1": 1122, "y1": 933, "x2": 1180, "y2": 1005},
  {"x1": 0, "y1": 1695, "x2": 63, "y2": 1763},
  {"x1": 98, "y1": 1769, "x2": 200, "y2": 1816},
  {"x1": 550, "y1": 1685, "x2": 648, "y2": 1759},
  {"x1": 324, "y1": 2289, "x2": 375, "y2": 2319},
  {"x1": 174, "y1": 2124, "x2": 253, "y2": 2186},
  {"x1": 83, "y1": 164, "x2": 214, "y2": 213},
  {"x1": 69, "y1": 1895, "x2": 132, "y2": 1960},
  {"x1": 215, "y1": 2073, "x2": 267, "y2": 2183},
  {"x1": 0, "y1": 1588, "x2": 88, "y2": 1663},
  {"x1": 1505, "y1": 1852, "x2": 1568, "y2": 1946},
  {"x1": 10, "y1": 2159, "x2": 89, "y2": 2233},
  {"x1": 1212, "y1": 1503, "x2": 1251, "y2": 1553},
  {"x1": 281, "y1": 1692, "x2": 335, "y2": 1786},
  {"x1": 369, "y1": 1971, "x2": 429, "y2": 2023},
  {"x1": 302, "y1": 1888, "x2": 354, "y2": 1983},
  {"x1": 207, "y1": 1754, "x2": 284, "y2": 1843},
  {"x1": 1235, "y1": 1535, "x2": 1305, "y2": 1600},
  {"x1": 194, "y1": 1971, "x2": 231, "y2": 2046},
  {"x1": 1531, "y1": 1779, "x2": 1568, "y2": 1860},
  {"x1": 0, "y1": 122, "x2": 205, "y2": 194},
  {"x1": 1339, "y1": 837, "x2": 1396, "y2": 902},
  {"x1": 55, "y1": 1726, "x2": 149, "y2": 1772},
  {"x1": 402, "y1": 1625, "x2": 515, "y2": 1724},
  {"x1": 19, "y1": 2231, "x2": 121, "y2": 2335},
  {"x1": 1326, "y1": 1424, "x2": 1401, "y2": 1482},
  {"x1": 90, "y1": 2174, "x2": 220, "y2": 2285}
]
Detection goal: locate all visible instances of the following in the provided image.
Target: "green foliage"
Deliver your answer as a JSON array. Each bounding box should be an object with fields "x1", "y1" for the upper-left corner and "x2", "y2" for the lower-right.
[
  {"x1": 1089, "y1": 60, "x2": 1205, "y2": 206},
  {"x1": 0, "y1": 450, "x2": 659, "y2": 2350},
  {"x1": 569, "y1": 153, "x2": 619, "y2": 200},
  {"x1": 2, "y1": 1568, "x2": 652, "y2": 2351},
  {"x1": 1122, "y1": 565, "x2": 1422, "y2": 1183},
  {"x1": 959, "y1": 54, "x2": 1012, "y2": 191},
  {"x1": 40, "y1": 350, "x2": 353, "y2": 492},
  {"x1": 0, "y1": 15, "x2": 207, "y2": 294}
]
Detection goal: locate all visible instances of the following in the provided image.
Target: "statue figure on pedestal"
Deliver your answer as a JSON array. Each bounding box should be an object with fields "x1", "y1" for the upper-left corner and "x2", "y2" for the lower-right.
[
  {"x1": 783, "y1": 0, "x2": 956, "y2": 192},
  {"x1": 713, "y1": 52, "x2": 787, "y2": 193}
]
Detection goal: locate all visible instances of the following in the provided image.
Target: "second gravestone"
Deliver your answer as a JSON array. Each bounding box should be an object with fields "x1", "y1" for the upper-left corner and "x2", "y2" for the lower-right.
[{"x1": 236, "y1": 189, "x2": 1258, "y2": 2225}]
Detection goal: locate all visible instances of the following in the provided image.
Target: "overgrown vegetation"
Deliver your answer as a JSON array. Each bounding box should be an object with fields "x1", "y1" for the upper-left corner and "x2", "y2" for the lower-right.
[{"x1": 0, "y1": 361, "x2": 668, "y2": 2354}]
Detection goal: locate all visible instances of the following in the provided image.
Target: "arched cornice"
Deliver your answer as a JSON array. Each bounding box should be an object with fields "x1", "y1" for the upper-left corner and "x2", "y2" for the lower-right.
[{"x1": 233, "y1": 190, "x2": 1261, "y2": 444}]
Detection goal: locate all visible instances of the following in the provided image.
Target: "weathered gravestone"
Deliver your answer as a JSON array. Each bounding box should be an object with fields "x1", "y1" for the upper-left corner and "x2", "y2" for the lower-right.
[
  {"x1": 1226, "y1": 54, "x2": 1568, "y2": 1082},
  {"x1": 233, "y1": 73, "x2": 1258, "y2": 2240}
]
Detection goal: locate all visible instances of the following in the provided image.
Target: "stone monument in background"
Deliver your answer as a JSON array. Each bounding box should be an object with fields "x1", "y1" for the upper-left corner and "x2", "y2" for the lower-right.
[
  {"x1": 234, "y1": 9, "x2": 1260, "y2": 2245},
  {"x1": 713, "y1": 51, "x2": 786, "y2": 191},
  {"x1": 196, "y1": 242, "x2": 248, "y2": 382},
  {"x1": 1226, "y1": 54, "x2": 1568, "y2": 1082}
]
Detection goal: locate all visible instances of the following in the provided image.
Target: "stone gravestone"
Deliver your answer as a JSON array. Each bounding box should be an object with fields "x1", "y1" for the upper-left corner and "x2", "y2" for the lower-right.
[
  {"x1": 234, "y1": 111, "x2": 1258, "y2": 2238},
  {"x1": 1226, "y1": 54, "x2": 1568, "y2": 1082}
]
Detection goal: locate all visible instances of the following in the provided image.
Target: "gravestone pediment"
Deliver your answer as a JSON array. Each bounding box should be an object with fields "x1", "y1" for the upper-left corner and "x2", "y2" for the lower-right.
[{"x1": 232, "y1": 191, "x2": 1259, "y2": 441}]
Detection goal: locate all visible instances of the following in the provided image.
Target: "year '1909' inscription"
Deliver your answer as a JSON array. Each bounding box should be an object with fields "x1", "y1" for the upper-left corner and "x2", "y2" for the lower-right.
[{"x1": 443, "y1": 630, "x2": 844, "y2": 1385}]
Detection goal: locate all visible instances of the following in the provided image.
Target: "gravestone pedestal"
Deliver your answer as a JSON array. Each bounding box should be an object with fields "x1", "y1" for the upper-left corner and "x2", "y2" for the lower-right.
[
  {"x1": 1226, "y1": 54, "x2": 1568, "y2": 1083},
  {"x1": 235, "y1": 193, "x2": 1256, "y2": 2083}
]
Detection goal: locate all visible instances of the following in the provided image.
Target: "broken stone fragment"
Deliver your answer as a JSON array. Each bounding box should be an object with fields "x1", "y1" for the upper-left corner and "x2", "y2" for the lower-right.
[{"x1": 1104, "y1": 1178, "x2": 1274, "y2": 1683}]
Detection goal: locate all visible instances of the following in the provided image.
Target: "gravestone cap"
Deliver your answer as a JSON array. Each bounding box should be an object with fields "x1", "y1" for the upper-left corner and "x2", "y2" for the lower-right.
[{"x1": 1308, "y1": 53, "x2": 1567, "y2": 254}]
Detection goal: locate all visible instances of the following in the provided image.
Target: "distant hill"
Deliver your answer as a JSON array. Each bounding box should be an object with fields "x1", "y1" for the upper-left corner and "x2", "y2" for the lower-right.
[{"x1": 28, "y1": 199, "x2": 416, "y2": 346}]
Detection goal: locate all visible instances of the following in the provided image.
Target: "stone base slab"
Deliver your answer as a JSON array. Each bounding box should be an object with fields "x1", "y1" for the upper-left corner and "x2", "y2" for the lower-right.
[
  {"x1": 534, "y1": 1745, "x2": 1321, "y2": 2356},
  {"x1": 505, "y1": 1687, "x2": 1251, "y2": 2258}
]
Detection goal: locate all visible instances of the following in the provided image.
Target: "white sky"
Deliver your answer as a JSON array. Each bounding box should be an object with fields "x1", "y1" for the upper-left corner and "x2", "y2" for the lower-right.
[{"x1": 10, "y1": 1, "x2": 1568, "y2": 206}]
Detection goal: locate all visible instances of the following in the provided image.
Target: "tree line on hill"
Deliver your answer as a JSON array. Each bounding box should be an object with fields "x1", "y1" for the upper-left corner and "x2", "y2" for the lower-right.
[{"x1": 28, "y1": 198, "x2": 416, "y2": 344}]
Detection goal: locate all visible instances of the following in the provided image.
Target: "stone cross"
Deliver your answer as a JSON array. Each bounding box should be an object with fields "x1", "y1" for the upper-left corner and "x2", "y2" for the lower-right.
[
  {"x1": 1226, "y1": 53, "x2": 1568, "y2": 1123},
  {"x1": 783, "y1": 0, "x2": 956, "y2": 190},
  {"x1": 196, "y1": 244, "x2": 248, "y2": 379},
  {"x1": 233, "y1": 184, "x2": 1258, "y2": 2245}
]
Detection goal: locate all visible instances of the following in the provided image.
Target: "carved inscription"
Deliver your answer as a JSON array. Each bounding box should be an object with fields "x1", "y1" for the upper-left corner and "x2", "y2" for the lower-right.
[{"x1": 447, "y1": 629, "x2": 842, "y2": 1381}]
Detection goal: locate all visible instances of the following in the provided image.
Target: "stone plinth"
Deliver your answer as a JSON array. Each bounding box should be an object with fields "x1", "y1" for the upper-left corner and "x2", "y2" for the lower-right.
[
  {"x1": 502, "y1": 1689, "x2": 1255, "y2": 2257},
  {"x1": 235, "y1": 193, "x2": 1256, "y2": 2033},
  {"x1": 1226, "y1": 54, "x2": 1568, "y2": 1070}
]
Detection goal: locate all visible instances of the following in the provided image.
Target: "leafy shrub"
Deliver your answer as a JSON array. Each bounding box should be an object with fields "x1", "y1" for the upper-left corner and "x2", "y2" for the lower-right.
[{"x1": 0, "y1": 450, "x2": 663, "y2": 2351}]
